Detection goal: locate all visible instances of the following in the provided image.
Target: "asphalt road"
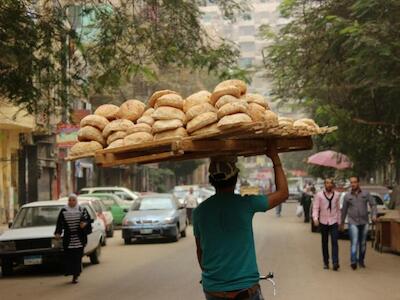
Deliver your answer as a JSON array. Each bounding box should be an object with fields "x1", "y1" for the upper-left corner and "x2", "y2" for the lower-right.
[{"x1": 1, "y1": 202, "x2": 400, "y2": 300}]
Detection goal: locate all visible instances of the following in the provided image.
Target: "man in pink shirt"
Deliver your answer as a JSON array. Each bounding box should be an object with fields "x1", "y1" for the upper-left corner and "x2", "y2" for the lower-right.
[{"x1": 312, "y1": 178, "x2": 341, "y2": 270}]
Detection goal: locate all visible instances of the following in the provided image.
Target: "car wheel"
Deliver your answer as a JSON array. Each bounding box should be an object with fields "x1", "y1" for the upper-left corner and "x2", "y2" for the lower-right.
[
  {"x1": 89, "y1": 243, "x2": 101, "y2": 264},
  {"x1": 101, "y1": 235, "x2": 107, "y2": 246},
  {"x1": 181, "y1": 227, "x2": 187, "y2": 238},
  {"x1": 1, "y1": 259, "x2": 13, "y2": 276},
  {"x1": 171, "y1": 224, "x2": 180, "y2": 242},
  {"x1": 124, "y1": 238, "x2": 131, "y2": 245},
  {"x1": 107, "y1": 224, "x2": 114, "y2": 238}
]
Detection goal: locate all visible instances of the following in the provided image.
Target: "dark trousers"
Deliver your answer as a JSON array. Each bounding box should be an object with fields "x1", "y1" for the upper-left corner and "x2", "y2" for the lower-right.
[
  {"x1": 320, "y1": 223, "x2": 339, "y2": 266},
  {"x1": 64, "y1": 247, "x2": 84, "y2": 277},
  {"x1": 302, "y1": 201, "x2": 311, "y2": 223},
  {"x1": 186, "y1": 208, "x2": 194, "y2": 225}
]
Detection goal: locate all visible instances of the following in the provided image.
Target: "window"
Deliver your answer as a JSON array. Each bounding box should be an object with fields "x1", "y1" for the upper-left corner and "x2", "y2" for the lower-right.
[
  {"x1": 242, "y1": 13, "x2": 252, "y2": 21},
  {"x1": 239, "y1": 26, "x2": 255, "y2": 36},
  {"x1": 239, "y1": 57, "x2": 253, "y2": 67},
  {"x1": 240, "y1": 42, "x2": 256, "y2": 52}
]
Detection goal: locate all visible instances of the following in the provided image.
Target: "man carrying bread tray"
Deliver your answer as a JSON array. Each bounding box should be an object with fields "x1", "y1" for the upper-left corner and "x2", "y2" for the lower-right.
[{"x1": 193, "y1": 147, "x2": 288, "y2": 300}]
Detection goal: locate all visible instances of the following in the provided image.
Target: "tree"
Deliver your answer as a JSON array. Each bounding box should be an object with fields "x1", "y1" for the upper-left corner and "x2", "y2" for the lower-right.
[
  {"x1": 261, "y1": 0, "x2": 400, "y2": 181},
  {"x1": 0, "y1": 0, "x2": 248, "y2": 116}
]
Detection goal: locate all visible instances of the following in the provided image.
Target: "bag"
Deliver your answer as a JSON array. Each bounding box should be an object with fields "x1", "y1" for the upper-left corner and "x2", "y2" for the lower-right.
[{"x1": 296, "y1": 205, "x2": 304, "y2": 218}]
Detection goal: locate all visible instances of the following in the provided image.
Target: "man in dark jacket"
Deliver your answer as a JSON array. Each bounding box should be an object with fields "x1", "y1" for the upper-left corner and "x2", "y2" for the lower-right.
[{"x1": 340, "y1": 176, "x2": 377, "y2": 270}]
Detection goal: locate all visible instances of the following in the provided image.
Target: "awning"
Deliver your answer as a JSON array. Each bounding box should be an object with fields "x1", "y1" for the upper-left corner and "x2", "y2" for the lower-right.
[{"x1": 0, "y1": 100, "x2": 35, "y2": 132}]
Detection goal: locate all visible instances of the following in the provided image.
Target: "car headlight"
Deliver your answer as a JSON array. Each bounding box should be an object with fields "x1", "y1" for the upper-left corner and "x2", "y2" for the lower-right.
[
  {"x1": 51, "y1": 238, "x2": 63, "y2": 249},
  {"x1": 164, "y1": 217, "x2": 175, "y2": 224},
  {"x1": 0, "y1": 241, "x2": 16, "y2": 252},
  {"x1": 123, "y1": 219, "x2": 134, "y2": 226}
]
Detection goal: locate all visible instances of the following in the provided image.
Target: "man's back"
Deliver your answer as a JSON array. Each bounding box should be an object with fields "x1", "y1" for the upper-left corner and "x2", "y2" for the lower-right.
[{"x1": 193, "y1": 193, "x2": 268, "y2": 292}]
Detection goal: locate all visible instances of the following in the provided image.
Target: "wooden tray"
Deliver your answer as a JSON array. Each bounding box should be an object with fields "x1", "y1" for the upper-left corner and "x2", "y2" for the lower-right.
[{"x1": 93, "y1": 122, "x2": 331, "y2": 167}]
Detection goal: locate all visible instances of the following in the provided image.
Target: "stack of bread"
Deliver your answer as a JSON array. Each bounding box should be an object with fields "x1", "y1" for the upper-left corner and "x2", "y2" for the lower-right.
[
  {"x1": 148, "y1": 90, "x2": 188, "y2": 141},
  {"x1": 241, "y1": 93, "x2": 279, "y2": 128},
  {"x1": 185, "y1": 91, "x2": 219, "y2": 136},
  {"x1": 210, "y1": 80, "x2": 253, "y2": 130},
  {"x1": 293, "y1": 118, "x2": 320, "y2": 135}
]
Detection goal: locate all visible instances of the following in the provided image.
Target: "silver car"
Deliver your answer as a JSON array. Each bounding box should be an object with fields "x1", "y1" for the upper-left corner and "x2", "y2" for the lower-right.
[{"x1": 122, "y1": 194, "x2": 187, "y2": 244}]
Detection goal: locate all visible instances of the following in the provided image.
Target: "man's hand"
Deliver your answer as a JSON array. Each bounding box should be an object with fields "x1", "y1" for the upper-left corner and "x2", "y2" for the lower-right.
[
  {"x1": 54, "y1": 233, "x2": 61, "y2": 240},
  {"x1": 314, "y1": 219, "x2": 319, "y2": 227},
  {"x1": 372, "y1": 216, "x2": 377, "y2": 224},
  {"x1": 339, "y1": 224, "x2": 345, "y2": 232},
  {"x1": 80, "y1": 222, "x2": 87, "y2": 229},
  {"x1": 266, "y1": 143, "x2": 279, "y2": 160}
]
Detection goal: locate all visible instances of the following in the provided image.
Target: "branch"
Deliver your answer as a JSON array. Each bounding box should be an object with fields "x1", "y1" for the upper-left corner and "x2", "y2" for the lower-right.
[{"x1": 352, "y1": 118, "x2": 398, "y2": 127}]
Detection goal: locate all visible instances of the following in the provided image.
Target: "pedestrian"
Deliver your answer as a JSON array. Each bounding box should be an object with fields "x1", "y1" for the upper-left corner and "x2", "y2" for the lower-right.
[
  {"x1": 340, "y1": 176, "x2": 377, "y2": 270},
  {"x1": 300, "y1": 186, "x2": 313, "y2": 223},
  {"x1": 184, "y1": 187, "x2": 198, "y2": 225},
  {"x1": 192, "y1": 146, "x2": 288, "y2": 300},
  {"x1": 54, "y1": 193, "x2": 92, "y2": 283},
  {"x1": 312, "y1": 178, "x2": 341, "y2": 270}
]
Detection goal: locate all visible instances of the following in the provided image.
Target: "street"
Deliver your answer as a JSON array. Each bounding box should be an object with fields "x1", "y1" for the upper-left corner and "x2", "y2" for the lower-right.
[{"x1": 1, "y1": 202, "x2": 400, "y2": 300}]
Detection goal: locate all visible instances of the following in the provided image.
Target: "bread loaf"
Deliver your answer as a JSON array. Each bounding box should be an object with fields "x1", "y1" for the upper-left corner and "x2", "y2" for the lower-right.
[
  {"x1": 183, "y1": 91, "x2": 212, "y2": 112},
  {"x1": 107, "y1": 131, "x2": 127, "y2": 145},
  {"x1": 151, "y1": 106, "x2": 186, "y2": 123},
  {"x1": 137, "y1": 115, "x2": 155, "y2": 126},
  {"x1": 102, "y1": 119, "x2": 135, "y2": 137},
  {"x1": 143, "y1": 108, "x2": 155, "y2": 116},
  {"x1": 78, "y1": 126, "x2": 106, "y2": 146},
  {"x1": 154, "y1": 127, "x2": 188, "y2": 141},
  {"x1": 126, "y1": 123, "x2": 152, "y2": 134},
  {"x1": 278, "y1": 117, "x2": 294, "y2": 127},
  {"x1": 217, "y1": 113, "x2": 252, "y2": 129},
  {"x1": 242, "y1": 93, "x2": 270, "y2": 109},
  {"x1": 215, "y1": 95, "x2": 241, "y2": 109},
  {"x1": 155, "y1": 94, "x2": 184, "y2": 110},
  {"x1": 94, "y1": 104, "x2": 120, "y2": 120},
  {"x1": 152, "y1": 119, "x2": 184, "y2": 133},
  {"x1": 186, "y1": 103, "x2": 217, "y2": 121},
  {"x1": 264, "y1": 110, "x2": 279, "y2": 127},
  {"x1": 124, "y1": 132, "x2": 153, "y2": 145},
  {"x1": 248, "y1": 103, "x2": 266, "y2": 122},
  {"x1": 187, "y1": 112, "x2": 218, "y2": 134},
  {"x1": 118, "y1": 99, "x2": 145, "y2": 122},
  {"x1": 70, "y1": 141, "x2": 103, "y2": 156},
  {"x1": 210, "y1": 86, "x2": 241, "y2": 105},
  {"x1": 215, "y1": 79, "x2": 247, "y2": 95},
  {"x1": 217, "y1": 101, "x2": 249, "y2": 119},
  {"x1": 107, "y1": 139, "x2": 124, "y2": 149},
  {"x1": 190, "y1": 122, "x2": 219, "y2": 136},
  {"x1": 293, "y1": 118, "x2": 319, "y2": 129},
  {"x1": 80, "y1": 114, "x2": 109, "y2": 131},
  {"x1": 148, "y1": 90, "x2": 178, "y2": 108}
]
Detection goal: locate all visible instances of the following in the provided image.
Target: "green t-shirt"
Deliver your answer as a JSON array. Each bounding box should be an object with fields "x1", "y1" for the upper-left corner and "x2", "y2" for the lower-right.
[{"x1": 192, "y1": 193, "x2": 269, "y2": 292}]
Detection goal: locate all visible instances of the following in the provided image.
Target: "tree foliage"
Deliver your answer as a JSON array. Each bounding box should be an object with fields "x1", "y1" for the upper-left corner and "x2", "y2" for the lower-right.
[
  {"x1": 0, "y1": 0, "x2": 247, "y2": 116},
  {"x1": 262, "y1": 0, "x2": 400, "y2": 179}
]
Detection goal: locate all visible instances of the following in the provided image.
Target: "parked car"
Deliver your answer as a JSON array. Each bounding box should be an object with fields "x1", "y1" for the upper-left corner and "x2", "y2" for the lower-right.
[
  {"x1": 83, "y1": 193, "x2": 130, "y2": 226},
  {"x1": 79, "y1": 187, "x2": 140, "y2": 202},
  {"x1": 122, "y1": 194, "x2": 187, "y2": 244},
  {"x1": 310, "y1": 188, "x2": 388, "y2": 235},
  {"x1": 0, "y1": 200, "x2": 103, "y2": 276},
  {"x1": 60, "y1": 195, "x2": 109, "y2": 246}
]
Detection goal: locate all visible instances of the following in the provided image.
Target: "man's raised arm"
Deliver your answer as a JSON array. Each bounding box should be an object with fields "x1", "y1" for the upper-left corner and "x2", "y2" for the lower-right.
[{"x1": 266, "y1": 147, "x2": 289, "y2": 209}]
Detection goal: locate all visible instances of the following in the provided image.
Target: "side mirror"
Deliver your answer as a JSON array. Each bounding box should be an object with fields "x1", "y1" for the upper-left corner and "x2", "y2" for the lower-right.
[
  {"x1": 8, "y1": 222, "x2": 12, "y2": 228},
  {"x1": 123, "y1": 208, "x2": 129, "y2": 213}
]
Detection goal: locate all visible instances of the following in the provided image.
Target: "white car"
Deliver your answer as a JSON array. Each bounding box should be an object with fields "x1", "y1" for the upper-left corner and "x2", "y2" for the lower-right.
[
  {"x1": 0, "y1": 200, "x2": 104, "y2": 276},
  {"x1": 79, "y1": 187, "x2": 140, "y2": 202}
]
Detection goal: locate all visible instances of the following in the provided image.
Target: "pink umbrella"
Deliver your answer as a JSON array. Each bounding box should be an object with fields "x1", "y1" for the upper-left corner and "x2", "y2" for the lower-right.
[{"x1": 307, "y1": 150, "x2": 353, "y2": 170}]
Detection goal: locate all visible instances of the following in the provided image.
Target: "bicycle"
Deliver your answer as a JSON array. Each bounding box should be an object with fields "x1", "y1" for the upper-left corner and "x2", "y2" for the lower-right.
[{"x1": 259, "y1": 272, "x2": 277, "y2": 296}]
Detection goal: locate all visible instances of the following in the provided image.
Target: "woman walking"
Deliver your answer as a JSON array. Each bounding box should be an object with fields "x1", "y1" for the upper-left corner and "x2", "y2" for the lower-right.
[{"x1": 55, "y1": 193, "x2": 92, "y2": 283}]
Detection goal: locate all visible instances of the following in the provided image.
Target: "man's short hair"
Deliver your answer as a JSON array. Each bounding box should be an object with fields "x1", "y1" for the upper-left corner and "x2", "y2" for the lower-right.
[
  {"x1": 209, "y1": 173, "x2": 238, "y2": 189},
  {"x1": 350, "y1": 175, "x2": 360, "y2": 182}
]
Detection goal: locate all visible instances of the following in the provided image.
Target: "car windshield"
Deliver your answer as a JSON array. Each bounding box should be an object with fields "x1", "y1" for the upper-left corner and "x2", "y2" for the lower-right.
[
  {"x1": 174, "y1": 190, "x2": 199, "y2": 199},
  {"x1": 13, "y1": 206, "x2": 63, "y2": 228},
  {"x1": 131, "y1": 197, "x2": 175, "y2": 211}
]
